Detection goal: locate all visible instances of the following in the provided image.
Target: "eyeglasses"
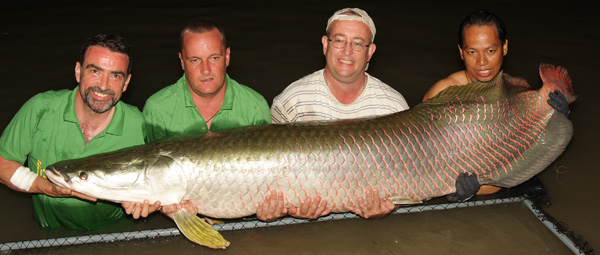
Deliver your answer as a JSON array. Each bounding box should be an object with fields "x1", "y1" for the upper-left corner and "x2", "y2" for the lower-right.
[{"x1": 327, "y1": 38, "x2": 370, "y2": 52}]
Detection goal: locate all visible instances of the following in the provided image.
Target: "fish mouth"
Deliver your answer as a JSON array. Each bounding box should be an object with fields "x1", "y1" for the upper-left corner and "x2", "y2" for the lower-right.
[{"x1": 45, "y1": 167, "x2": 72, "y2": 188}]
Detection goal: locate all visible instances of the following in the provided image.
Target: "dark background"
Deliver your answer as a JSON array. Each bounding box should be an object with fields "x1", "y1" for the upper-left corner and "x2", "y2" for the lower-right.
[{"x1": 1, "y1": 1, "x2": 597, "y2": 254}]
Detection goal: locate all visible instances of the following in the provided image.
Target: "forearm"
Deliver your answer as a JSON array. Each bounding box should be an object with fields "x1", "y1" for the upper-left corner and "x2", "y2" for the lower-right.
[
  {"x1": 0, "y1": 155, "x2": 34, "y2": 192},
  {"x1": 0, "y1": 154, "x2": 96, "y2": 201}
]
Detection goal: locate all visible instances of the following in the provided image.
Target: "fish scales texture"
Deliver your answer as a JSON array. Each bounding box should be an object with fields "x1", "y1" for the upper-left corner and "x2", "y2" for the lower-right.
[
  {"x1": 47, "y1": 64, "x2": 575, "y2": 220},
  {"x1": 184, "y1": 64, "x2": 574, "y2": 218},
  {"x1": 165, "y1": 73, "x2": 552, "y2": 217}
]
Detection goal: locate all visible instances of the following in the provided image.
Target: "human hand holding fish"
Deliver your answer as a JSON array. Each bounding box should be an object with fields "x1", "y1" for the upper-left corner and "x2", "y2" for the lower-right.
[
  {"x1": 257, "y1": 189, "x2": 393, "y2": 220},
  {"x1": 255, "y1": 190, "x2": 288, "y2": 221},
  {"x1": 160, "y1": 200, "x2": 199, "y2": 220},
  {"x1": 349, "y1": 189, "x2": 396, "y2": 219},
  {"x1": 287, "y1": 193, "x2": 333, "y2": 219},
  {"x1": 256, "y1": 190, "x2": 333, "y2": 221},
  {"x1": 122, "y1": 200, "x2": 162, "y2": 219},
  {"x1": 30, "y1": 177, "x2": 97, "y2": 202},
  {"x1": 548, "y1": 89, "x2": 571, "y2": 115}
]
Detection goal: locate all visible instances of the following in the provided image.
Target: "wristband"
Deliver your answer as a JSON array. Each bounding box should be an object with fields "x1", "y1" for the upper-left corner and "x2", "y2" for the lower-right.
[{"x1": 10, "y1": 166, "x2": 38, "y2": 192}]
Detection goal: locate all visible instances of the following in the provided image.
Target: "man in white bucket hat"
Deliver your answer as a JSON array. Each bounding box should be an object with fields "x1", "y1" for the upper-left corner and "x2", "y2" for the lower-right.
[{"x1": 262, "y1": 8, "x2": 409, "y2": 221}]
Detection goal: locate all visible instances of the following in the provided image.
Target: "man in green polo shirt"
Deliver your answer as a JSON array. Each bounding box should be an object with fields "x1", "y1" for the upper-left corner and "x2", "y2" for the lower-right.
[
  {"x1": 0, "y1": 34, "x2": 149, "y2": 230},
  {"x1": 143, "y1": 18, "x2": 271, "y2": 143},
  {"x1": 145, "y1": 18, "x2": 300, "y2": 219}
]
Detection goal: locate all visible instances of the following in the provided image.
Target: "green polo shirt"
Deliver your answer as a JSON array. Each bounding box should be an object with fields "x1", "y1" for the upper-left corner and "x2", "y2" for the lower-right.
[
  {"x1": 0, "y1": 87, "x2": 145, "y2": 230},
  {"x1": 143, "y1": 73, "x2": 271, "y2": 142}
]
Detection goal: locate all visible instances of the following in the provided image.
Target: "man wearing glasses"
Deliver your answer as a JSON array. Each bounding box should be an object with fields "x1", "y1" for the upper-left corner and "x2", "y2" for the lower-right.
[
  {"x1": 263, "y1": 8, "x2": 409, "y2": 221},
  {"x1": 271, "y1": 8, "x2": 409, "y2": 123}
]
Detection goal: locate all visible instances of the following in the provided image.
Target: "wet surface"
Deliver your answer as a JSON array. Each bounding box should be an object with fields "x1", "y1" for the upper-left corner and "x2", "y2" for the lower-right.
[
  {"x1": 1, "y1": 1, "x2": 598, "y2": 254},
  {"x1": 5, "y1": 203, "x2": 573, "y2": 255}
]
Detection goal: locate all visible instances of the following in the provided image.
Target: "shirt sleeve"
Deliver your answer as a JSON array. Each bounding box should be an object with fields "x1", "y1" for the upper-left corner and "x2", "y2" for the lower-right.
[
  {"x1": 142, "y1": 102, "x2": 167, "y2": 143},
  {"x1": 270, "y1": 95, "x2": 290, "y2": 124},
  {"x1": 252, "y1": 98, "x2": 271, "y2": 126},
  {"x1": 232, "y1": 81, "x2": 272, "y2": 126},
  {"x1": 0, "y1": 94, "x2": 45, "y2": 164}
]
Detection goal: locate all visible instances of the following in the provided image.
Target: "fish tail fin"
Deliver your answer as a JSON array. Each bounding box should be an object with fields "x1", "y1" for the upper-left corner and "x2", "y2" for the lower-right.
[{"x1": 539, "y1": 63, "x2": 577, "y2": 104}]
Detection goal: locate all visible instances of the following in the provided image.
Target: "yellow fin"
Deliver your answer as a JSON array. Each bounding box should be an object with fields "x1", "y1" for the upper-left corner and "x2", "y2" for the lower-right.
[
  {"x1": 390, "y1": 197, "x2": 423, "y2": 205},
  {"x1": 205, "y1": 218, "x2": 224, "y2": 225},
  {"x1": 172, "y1": 208, "x2": 230, "y2": 249}
]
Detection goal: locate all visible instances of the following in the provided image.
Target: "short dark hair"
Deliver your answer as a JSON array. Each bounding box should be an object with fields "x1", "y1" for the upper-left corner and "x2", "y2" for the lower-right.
[
  {"x1": 79, "y1": 34, "x2": 132, "y2": 74},
  {"x1": 179, "y1": 18, "x2": 227, "y2": 51},
  {"x1": 458, "y1": 9, "x2": 507, "y2": 48}
]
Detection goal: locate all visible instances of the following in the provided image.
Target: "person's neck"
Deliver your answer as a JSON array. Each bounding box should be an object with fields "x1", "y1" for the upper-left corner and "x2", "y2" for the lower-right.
[
  {"x1": 463, "y1": 70, "x2": 474, "y2": 84},
  {"x1": 189, "y1": 85, "x2": 226, "y2": 129},
  {"x1": 323, "y1": 69, "x2": 366, "y2": 104},
  {"x1": 74, "y1": 94, "x2": 115, "y2": 144}
]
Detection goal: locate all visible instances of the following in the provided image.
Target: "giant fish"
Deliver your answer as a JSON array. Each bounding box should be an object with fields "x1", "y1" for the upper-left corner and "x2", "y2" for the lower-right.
[{"x1": 46, "y1": 64, "x2": 575, "y2": 249}]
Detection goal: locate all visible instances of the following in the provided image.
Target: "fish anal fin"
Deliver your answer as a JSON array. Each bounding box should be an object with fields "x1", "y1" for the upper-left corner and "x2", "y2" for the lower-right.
[
  {"x1": 173, "y1": 208, "x2": 230, "y2": 249},
  {"x1": 205, "y1": 218, "x2": 225, "y2": 225},
  {"x1": 389, "y1": 197, "x2": 423, "y2": 205}
]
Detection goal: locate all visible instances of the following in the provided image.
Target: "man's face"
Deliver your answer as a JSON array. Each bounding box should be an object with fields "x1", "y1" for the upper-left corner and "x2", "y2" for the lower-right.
[
  {"x1": 179, "y1": 29, "x2": 230, "y2": 98},
  {"x1": 459, "y1": 25, "x2": 508, "y2": 83},
  {"x1": 75, "y1": 46, "x2": 131, "y2": 113},
  {"x1": 322, "y1": 19, "x2": 375, "y2": 84}
]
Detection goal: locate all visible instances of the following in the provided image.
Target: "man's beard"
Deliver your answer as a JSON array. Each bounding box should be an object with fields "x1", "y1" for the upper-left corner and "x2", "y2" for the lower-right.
[{"x1": 82, "y1": 87, "x2": 117, "y2": 113}]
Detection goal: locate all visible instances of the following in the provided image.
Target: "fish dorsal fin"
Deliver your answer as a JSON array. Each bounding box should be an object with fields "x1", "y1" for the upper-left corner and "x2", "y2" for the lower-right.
[
  {"x1": 503, "y1": 72, "x2": 533, "y2": 93},
  {"x1": 173, "y1": 208, "x2": 230, "y2": 249},
  {"x1": 423, "y1": 71, "x2": 508, "y2": 106},
  {"x1": 421, "y1": 70, "x2": 535, "y2": 107}
]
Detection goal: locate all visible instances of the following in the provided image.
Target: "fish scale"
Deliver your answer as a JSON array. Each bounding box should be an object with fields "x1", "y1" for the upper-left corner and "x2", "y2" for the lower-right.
[{"x1": 49, "y1": 63, "x2": 574, "y2": 220}]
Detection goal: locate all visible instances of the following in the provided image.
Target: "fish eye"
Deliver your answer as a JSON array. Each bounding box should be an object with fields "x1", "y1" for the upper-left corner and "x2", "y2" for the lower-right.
[{"x1": 79, "y1": 171, "x2": 88, "y2": 181}]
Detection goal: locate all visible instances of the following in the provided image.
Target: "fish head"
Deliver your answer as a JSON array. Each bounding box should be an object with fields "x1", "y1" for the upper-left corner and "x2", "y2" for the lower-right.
[{"x1": 46, "y1": 153, "x2": 187, "y2": 205}]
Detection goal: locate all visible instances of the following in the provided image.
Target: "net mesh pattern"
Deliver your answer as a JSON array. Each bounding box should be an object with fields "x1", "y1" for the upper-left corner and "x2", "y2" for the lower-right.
[{"x1": 0, "y1": 196, "x2": 594, "y2": 254}]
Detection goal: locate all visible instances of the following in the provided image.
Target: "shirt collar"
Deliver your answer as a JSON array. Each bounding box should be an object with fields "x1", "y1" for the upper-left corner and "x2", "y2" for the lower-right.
[
  {"x1": 182, "y1": 73, "x2": 235, "y2": 111},
  {"x1": 63, "y1": 86, "x2": 125, "y2": 136}
]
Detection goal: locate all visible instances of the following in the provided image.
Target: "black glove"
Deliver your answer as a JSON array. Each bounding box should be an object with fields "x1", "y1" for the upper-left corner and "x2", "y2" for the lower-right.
[
  {"x1": 548, "y1": 89, "x2": 570, "y2": 115},
  {"x1": 446, "y1": 172, "x2": 480, "y2": 202}
]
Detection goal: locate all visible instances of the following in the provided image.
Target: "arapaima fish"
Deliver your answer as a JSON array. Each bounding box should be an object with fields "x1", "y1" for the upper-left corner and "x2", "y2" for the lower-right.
[{"x1": 47, "y1": 64, "x2": 575, "y2": 248}]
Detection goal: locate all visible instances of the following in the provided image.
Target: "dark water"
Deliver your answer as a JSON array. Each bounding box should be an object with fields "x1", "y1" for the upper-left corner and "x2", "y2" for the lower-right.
[{"x1": 1, "y1": 1, "x2": 597, "y2": 254}]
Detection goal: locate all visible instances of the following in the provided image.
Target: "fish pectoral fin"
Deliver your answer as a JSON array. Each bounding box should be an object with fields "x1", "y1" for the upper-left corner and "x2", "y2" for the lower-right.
[
  {"x1": 172, "y1": 208, "x2": 230, "y2": 249},
  {"x1": 389, "y1": 197, "x2": 423, "y2": 205}
]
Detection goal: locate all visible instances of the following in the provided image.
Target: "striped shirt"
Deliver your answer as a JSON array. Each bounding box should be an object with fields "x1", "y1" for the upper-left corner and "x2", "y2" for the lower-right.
[{"x1": 271, "y1": 69, "x2": 410, "y2": 123}]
